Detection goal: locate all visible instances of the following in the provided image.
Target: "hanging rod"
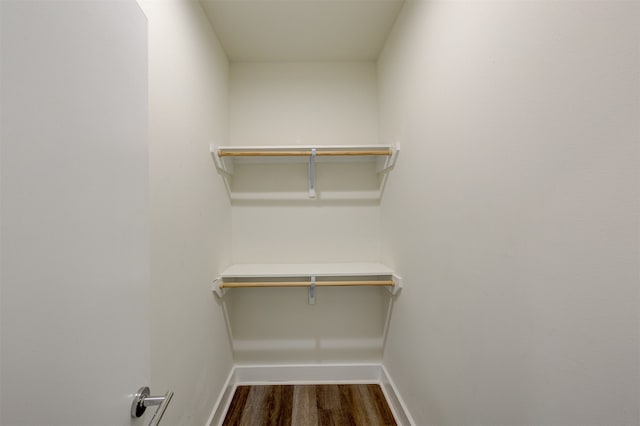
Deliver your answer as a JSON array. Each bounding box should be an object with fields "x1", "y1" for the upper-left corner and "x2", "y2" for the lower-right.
[
  {"x1": 220, "y1": 279, "x2": 394, "y2": 289},
  {"x1": 218, "y1": 149, "x2": 393, "y2": 157}
]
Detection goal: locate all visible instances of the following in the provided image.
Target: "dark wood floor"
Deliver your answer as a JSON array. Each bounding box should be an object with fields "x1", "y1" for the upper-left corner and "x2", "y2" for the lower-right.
[{"x1": 222, "y1": 384, "x2": 397, "y2": 426}]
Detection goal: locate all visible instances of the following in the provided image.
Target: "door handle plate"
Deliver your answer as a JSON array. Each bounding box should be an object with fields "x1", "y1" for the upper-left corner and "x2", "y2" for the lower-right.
[
  {"x1": 131, "y1": 386, "x2": 173, "y2": 425},
  {"x1": 131, "y1": 386, "x2": 151, "y2": 418}
]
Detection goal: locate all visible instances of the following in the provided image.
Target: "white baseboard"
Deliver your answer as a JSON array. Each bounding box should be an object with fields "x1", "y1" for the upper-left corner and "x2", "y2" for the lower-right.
[
  {"x1": 232, "y1": 363, "x2": 383, "y2": 385},
  {"x1": 206, "y1": 363, "x2": 413, "y2": 425},
  {"x1": 205, "y1": 367, "x2": 236, "y2": 426},
  {"x1": 380, "y1": 364, "x2": 415, "y2": 426}
]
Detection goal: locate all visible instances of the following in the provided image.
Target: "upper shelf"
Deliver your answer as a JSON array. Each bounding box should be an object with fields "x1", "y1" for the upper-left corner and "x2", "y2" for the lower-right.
[
  {"x1": 217, "y1": 146, "x2": 393, "y2": 158},
  {"x1": 219, "y1": 262, "x2": 396, "y2": 278},
  {"x1": 211, "y1": 144, "x2": 399, "y2": 201}
]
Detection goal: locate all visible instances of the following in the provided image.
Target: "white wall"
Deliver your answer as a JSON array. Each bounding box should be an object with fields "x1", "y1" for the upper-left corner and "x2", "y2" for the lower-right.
[
  {"x1": 137, "y1": 2, "x2": 233, "y2": 424},
  {"x1": 1, "y1": 2, "x2": 149, "y2": 425},
  {"x1": 378, "y1": 2, "x2": 639, "y2": 425},
  {"x1": 229, "y1": 62, "x2": 381, "y2": 264},
  {"x1": 230, "y1": 62, "x2": 379, "y2": 147},
  {"x1": 226, "y1": 62, "x2": 390, "y2": 364}
]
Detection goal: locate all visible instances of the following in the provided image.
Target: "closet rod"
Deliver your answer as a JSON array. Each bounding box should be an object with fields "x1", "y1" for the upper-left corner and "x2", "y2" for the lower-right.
[
  {"x1": 220, "y1": 279, "x2": 394, "y2": 289},
  {"x1": 218, "y1": 149, "x2": 393, "y2": 157}
]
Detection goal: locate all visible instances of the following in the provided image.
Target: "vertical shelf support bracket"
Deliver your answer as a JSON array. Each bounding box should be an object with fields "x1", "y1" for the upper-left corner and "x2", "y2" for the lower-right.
[
  {"x1": 309, "y1": 148, "x2": 317, "y2": 198},
  {"x1": 210, "y1": 144, "x2": 233, "y2": 177},
  {"x1": 389, "y1": 274, "x2": 403, "y2": 295},
  {"x1": 377, "y1": 142, "x2": 400, "y2": 175},
  {"x1": 212, "y1": 277, "x2": 226, "y2": 298},
  {"x1": 309, "y1": 275, "x2": 316, "y2": 304},
  {"x1": 210, "y1": 144, "x2": 234, "y2": 198}
]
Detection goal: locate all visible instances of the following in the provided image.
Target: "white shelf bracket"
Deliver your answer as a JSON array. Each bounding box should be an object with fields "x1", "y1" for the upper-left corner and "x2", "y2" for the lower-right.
[
  {"x1": 377, "y1": 142, "x2": 400, "y2": 175},
  {"x1": 308, "y1": 148, "x2": 316, "y2": 198},
  {"x1": 210, "y1": 144, "x2": 234, "y2": 177},
  {"x1": 389, "y1": 274, "x2": 403, "y2": 295},
  {"x1": 210, "y1": 144, "x2": 235, "y2": 199},
  {"x1": 309, "y1": 275, "x2": 316, "y2": 304},
  {"x1": 212, "y1": 277, "x2": 226, "y2": 298}
]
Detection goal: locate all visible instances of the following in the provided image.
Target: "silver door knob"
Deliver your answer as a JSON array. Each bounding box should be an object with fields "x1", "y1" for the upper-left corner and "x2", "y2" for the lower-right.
[{"x1": 131, "y1": 386, "x2": 173, "y2": 426}]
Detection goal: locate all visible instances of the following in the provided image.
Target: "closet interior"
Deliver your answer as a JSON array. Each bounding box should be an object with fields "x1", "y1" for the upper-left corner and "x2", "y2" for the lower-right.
[
  {"x1": 200, "y1": 1, "x2": 404, "y2": 367},
  {"x1": 196, "y1": 2, "x2": 407, "y2": 422},
  {"x1": 3, "y1": 1, "x2": 636, "y2": 426},
  {"x1": 148, "y1": 1, "x2": 637, "y2": 425}
]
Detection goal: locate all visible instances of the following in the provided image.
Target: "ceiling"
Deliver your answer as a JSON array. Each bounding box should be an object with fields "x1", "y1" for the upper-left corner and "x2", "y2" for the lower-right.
[{"x1": 199, "y1": 0, "x2": 405, "y2": 62}]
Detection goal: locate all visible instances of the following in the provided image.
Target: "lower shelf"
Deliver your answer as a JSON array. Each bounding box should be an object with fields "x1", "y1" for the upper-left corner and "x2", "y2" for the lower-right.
[
  {"x1": 221, "y1": 279, "x2": 394, "y2": 288},
  {"x1": 212, "y1": 262, "x2": 402, "y2": 298}
]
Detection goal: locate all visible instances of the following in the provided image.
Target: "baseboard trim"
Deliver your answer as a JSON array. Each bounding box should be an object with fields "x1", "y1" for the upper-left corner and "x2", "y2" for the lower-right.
[
  {"x1": 233, "y1": 363, "x2": 383, "y2": 385},
  {"x1": 380, "y1": 364, "x2": 415, "y2": 426},
  {"x1": 206, "y1": 363, "x2": 413, "y2": 426},
  {"x1": 205, "y1": 367, "x2": 236, "y2": 426}
]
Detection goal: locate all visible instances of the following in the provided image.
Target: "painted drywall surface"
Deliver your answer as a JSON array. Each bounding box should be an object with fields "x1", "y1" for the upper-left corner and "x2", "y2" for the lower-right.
[
  {"x1": 231, "y1": 201, "x2": 381, "y2": 264},
  {"x1": 200, "y1": 0, "x2": 404, "y2": 62},
  {"x1": 1, "y1": 2, "x2": 149, "y2": 425},
  {"x1": 227, "y1": 62, "x2": 389, "y2": 363},
  {"x1": 229, "y1": 62, "x2": 381, "y2": 262},
  {"x1": 230, "y1": 62, "x2": 379, "y2": 147},
  {"x1": 378, "y1": 1, "x2": 639, "y2": 425},
  {"x1": 228, "y1": 286, "x2": 391, "y2": 364},
  {"x1": 229, "y1": 62, "x2": 381, "y2": 264},
  {"x1": 137, "y1": 2, "x2": 233, "y2": 425}
]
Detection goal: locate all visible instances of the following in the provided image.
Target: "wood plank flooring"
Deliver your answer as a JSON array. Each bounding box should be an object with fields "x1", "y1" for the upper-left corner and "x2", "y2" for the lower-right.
[{"x1": 222, "y1": 384, "x2": 397, "y2": 426}]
